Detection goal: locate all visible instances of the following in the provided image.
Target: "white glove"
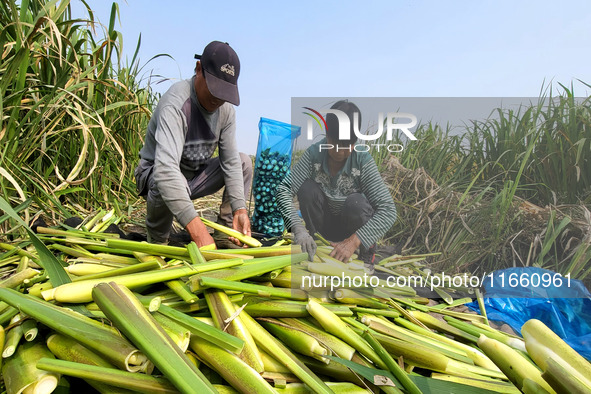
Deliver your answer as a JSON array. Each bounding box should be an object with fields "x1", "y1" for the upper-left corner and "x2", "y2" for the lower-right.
[{"x1": 293, "y1": 225, "x2": 317, "y2": 261}]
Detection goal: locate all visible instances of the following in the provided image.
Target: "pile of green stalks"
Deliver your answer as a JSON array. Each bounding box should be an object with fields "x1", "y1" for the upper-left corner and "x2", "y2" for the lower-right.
[{"x1": 0, "y1": 201, "x2": 590, "y2": 393}]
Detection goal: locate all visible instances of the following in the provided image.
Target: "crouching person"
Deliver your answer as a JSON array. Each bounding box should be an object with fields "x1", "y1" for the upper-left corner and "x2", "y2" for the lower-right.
[
  {"x1": 135, "y1": 41, "x2": 252, "y2": 248},
  {"x1": 277, "y1": 100, "x2": 397, "y2": 273}
]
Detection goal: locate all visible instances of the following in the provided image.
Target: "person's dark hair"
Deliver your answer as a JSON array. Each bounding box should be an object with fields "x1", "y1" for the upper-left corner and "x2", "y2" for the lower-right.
[{"x1": 326, "y1": 100, "x2": 361, "y2": 145}]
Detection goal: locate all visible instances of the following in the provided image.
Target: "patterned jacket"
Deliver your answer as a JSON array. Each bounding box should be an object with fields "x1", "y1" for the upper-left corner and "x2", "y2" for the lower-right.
[{"x1": 277, "y1": 139, "x2": 396, "y2": 248}]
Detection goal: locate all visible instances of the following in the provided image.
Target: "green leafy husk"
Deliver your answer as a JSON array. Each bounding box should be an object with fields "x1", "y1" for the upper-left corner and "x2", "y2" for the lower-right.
[
  {"x1": 239, "y1": 297, "x2": 352, "y2": 318},
  {"x1": 190, "y1": 336, "x2": 275, "y2": 394},
  {"x1": 522, "y1": 318, "x2": 591, "y2": 389},
  {"x1": 275, "y1": 382, "x2": 370, "y2": 393},
  {"x1": 204, "y1": 288, "x2": 264, "y2": 372},
  {"x1": 0, "y1": 305, "x2": 19, "y2": 325},
  {"x1": 157, "y1": 304, "x2": 245, "y2": 354},
  {"x1": 444, "y1": 316, "x2": 525, "y2": 351},
  {"x1": 261, "y1": 318, "x2": 329, "y2": 362},
  {"x1": 373, "y1": 331, "x2": 506, "y2": 379},
  {"x1": 46, "y1": 333, "x2": 114, "y2": 368},
  {"x1": 351, "y1": 307, "x2": 400, "y2": 319},
  {"x1": 43, "y1": 259, "x2": 241, "y2": 303},
  {"x1": 477, "y1": 335, "x2": 554, "y2": 392},
  {"x1": 200, "y1": 217, "x2": 262, "y2": 247},
  {"x1": 260, "y1": 350, "x2": 291, "y2": 373},
  {"x1": 394, "y1": 317, "x2": 499, "y2": 371},
  {"x1": 299, "y1": 356, "x2": 367, "y2": 386},
  {"x1": 306, "y1": 299, "x2": 387, "y2": 369},
  {"x1": 187, "y1": 241, "x2": 207, "y2": 264},
  {"x1": 35, "y1": 227, "x2": 119, "y2": 240},
  {"x1": 278, "y1": 317, "x2": 356, "y2": 360},
  {"x1": 165, "y1": 279, "x2": 199, "y2": 304},
  {"x1": 522, "y1": 378, "x2": 554, "y2": 394},
  {"x1": 211, "y1": 245, "x2": 300, "y2": 257},
  {"x1": 37, "y1": 358, "x2": 178, "y2": 394},
  {"x1": 164, "y1": 293, "x2": 244, "y2": 314},
  {"x1": 432, "y1": 374, "x2": 522, "y2": 393},
  {"x1": 360, "y1": 314, "x2": 474, "y2": 364},
  {"x1": 0, "y1": 288, "x2": 147, "y2": 372},
  {"x1": 0, "y1": 196, "x2": 71, "y2": 287},
  {"x1": 152, "y1": 312, "x2": 191, "y2": 353},
  {"x1": 189, "y1": 253, "x2": 308, "y2": 292},
  {"x1": 542, "y1": 357, "x2": 590, "y2": 394},
  {"x1": 92, "y1": 282, "x2": 216, "y2": 393},
  {"x1": 0, "y1": 267, "x2": 40, "y2": 288},
  {"x1": 362, "y1": 330, "x2": 422, "y2": 394},
  {"x1": 239, "y1": 310, "x2": 334, "y2": 394},
  {"x1": 46, "y1": 333, "x2": 136, "y2": 394},
  {"x1": 70, "y1": 259, "x2": 160, "y2": 282},
  {"x1": 2, "y1": 341, "x2": 59, "y2": 394},
  {"x1": 325, "y1": 355, "x2": 501, "y2": 394},
  {"x1": 408, "y1": 310, "x2": 480, "y2": 343},
  {"x1": 332, "y1": 289, "x2": 388, "y2": 309},
  {"x1": 2, "y1": 314, "x2": 24, "y2": 358},
  {"x1": 105, "y1": 238, "x2": 191, "y2": 258},
  {"x1": 200, "y1": 276, "x2": 308, "y2": 300},
  {"x1": 67, "y1": 263, "x2": 117, "y2": 276}
]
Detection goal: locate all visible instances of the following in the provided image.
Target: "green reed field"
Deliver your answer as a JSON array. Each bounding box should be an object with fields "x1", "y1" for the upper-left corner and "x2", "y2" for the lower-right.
[
  {"x1": 0, "y1": 0, "x2": 155, "y2": 224},
  {"x1": 383, "y1": 89, "x2": 591, "y2": 283},
  {"x1": 1, "y1": 0, "x2": 590, "y2": 284}
]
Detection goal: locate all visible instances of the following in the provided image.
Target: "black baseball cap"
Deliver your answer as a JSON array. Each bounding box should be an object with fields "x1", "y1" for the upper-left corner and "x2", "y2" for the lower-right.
[{"x1": 194, "y1": 41, "x2": 240, "y2": 106}]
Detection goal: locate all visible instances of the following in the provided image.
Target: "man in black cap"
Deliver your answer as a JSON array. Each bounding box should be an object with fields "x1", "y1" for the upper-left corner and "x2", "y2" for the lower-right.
[{"x1": 134, "y1": 41, "x2": 251, "y2": 248}]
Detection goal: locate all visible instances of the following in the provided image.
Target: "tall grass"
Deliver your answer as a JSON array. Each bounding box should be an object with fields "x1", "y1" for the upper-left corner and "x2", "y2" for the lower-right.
[
  {"x1": 388, "y1": 86, "x2": 591, "y2": 206},
  {"x1": 0, "y1": 0, "x2": 155, "y2": 229},
  {"x1": 468, "y1": 88, "x2": 591, "y2": 205},
  {"x1": 380, "y1": 86, "x2": 591, "y2": 281}
]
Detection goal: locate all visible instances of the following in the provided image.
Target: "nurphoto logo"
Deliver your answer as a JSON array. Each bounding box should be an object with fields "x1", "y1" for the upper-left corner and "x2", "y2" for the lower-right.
[{"x1": 302, "y1": 107, "x2": 417, "y2": 153}]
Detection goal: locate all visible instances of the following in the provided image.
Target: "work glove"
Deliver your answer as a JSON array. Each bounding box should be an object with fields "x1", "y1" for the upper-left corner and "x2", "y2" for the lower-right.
[{"x1": 293, "y1": 224, "x2": 317, "y2": 261}]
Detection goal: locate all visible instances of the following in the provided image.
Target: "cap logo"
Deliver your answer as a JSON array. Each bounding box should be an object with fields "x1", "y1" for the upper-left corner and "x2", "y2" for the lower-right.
[{"x1": 220, "y1": 63, "x2": 235, "y2": 76}]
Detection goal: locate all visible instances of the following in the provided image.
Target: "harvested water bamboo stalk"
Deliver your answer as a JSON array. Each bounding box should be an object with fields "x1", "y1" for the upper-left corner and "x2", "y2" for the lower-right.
[{"x1": 92, "y1": 282, "x2": 216, "y2": 394}]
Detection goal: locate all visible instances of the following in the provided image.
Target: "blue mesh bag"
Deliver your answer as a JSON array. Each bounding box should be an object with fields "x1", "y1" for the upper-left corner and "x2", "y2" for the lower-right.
[{"x1": 251, "y1": 118, "x2": 301, "y2": 237}]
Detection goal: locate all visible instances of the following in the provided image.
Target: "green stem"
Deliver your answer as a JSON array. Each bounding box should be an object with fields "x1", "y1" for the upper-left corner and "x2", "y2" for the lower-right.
[{"x1": 37, "y1": 358, "x2": 178, "y2": 394}]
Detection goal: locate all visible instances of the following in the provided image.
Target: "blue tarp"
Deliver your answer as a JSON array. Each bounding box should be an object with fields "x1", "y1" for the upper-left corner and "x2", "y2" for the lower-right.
[{"x1": 466, "y1": 267, "x2": 591, "y2": 360}]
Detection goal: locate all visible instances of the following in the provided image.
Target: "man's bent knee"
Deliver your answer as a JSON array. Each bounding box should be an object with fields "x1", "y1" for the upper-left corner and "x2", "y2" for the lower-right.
[
  {"x1": 344, "y1": 193, "x2": 369, "y2": 210},
  {"x1": 343, "y1": 193, "x2": 373, "y2": 222},
  {"x1": 297, "y1": 179, "x2": 324, "y2": 205}
]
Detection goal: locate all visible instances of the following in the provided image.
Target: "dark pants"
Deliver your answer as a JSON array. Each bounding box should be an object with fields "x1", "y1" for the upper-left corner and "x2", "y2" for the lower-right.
[
  {"x1": 136, "y1": 153, "x2": 252, "y2": 243},
  {"x1": 297, "y1": 179, "x2": 374, "y2": 253}
]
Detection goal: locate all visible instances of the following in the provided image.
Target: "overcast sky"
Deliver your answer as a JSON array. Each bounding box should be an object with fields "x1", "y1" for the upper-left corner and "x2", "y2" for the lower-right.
[{"x1": 72, "y1": 1, "x2": 591, "y2": 154}]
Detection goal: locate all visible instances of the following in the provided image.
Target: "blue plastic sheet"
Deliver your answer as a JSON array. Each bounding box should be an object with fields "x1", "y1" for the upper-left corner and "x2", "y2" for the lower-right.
[{"x1": 466, "y1": 267, "x2": 591, "y2": 360}]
